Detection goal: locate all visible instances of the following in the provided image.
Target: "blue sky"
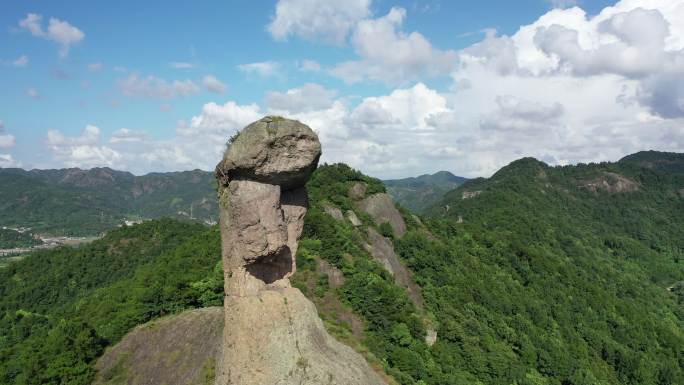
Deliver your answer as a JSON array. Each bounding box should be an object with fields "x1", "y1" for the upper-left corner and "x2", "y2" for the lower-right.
[{"x1": 0, "y1": 0, "x2": 682, "y2": 178}]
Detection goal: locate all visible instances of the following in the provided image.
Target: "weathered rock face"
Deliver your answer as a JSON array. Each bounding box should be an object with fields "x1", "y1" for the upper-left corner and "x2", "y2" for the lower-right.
[
  {"x1": 581, "y1": 172, "x2": 639, "y2": 194},
  {"x1": 216, "y1": 116, "x2": 321, "y2": 190},
  {"x1": 364, "y1": 228, "x2": 424, "y2": 309},
  {"x1": 323, "y1": 203, "x2": 344, "y2": 221},
  {"x1": 358, "y1": 193, "x2": 407, "y2": 237},
  {"x1": 215, "y1": 117, "x2": 385, "y2": 385},
  {"x1": 94, "y1": 307, "x2": 224, "y2": 385}
]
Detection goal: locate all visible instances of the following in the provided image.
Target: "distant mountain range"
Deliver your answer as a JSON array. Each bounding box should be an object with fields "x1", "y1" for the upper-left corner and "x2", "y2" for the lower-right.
[
  {"x1": 384, "y1": 170, "x2": 467, "y2": 212},
  {"x1": 0, "y1": 167, "x2": 217, "y2": 235},
  {"x1": 2, "y1": 151, "x2": 681, "y2": 236}
]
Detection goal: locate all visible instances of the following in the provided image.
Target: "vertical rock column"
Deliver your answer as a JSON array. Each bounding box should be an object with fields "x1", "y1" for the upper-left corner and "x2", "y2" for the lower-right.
[{"x1": 214, "y1": 117, "x2": 385, "y2": 385}]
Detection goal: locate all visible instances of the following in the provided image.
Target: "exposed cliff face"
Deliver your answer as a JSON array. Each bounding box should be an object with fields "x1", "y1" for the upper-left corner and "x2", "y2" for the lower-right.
[
  {"x1": 214, "y1": 117, "x2": 385, "y2": 385},
  {"x1": 94, "y1": 307, "x2": 224, "y2": 385},
  {"x1": 580, "y1": 172, "x2": 639, "y2": 194},
  {"x1": 356, "y1": 193, "x2": 407, "y2": 237}
]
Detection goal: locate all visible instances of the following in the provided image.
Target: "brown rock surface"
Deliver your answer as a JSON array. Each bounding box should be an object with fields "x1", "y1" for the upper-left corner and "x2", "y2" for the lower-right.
[
  {"x1": 581, "y1": 172, "x2": 639, "y2": 194},
  {"x1": 323, "y1": 204, "x2": 344, "y2": 221},
  {"x1": 215, "y1": 117, "x2": 385, "y2": 385},
  {"x1": 364, "y1": 228, "x2": 424, "y2": 309},
  {"x1": 215, "y1": 116, "x2": 321, "y2": 190},
  {"x1": 94, "y1": 307, "x2": 223, "y2": 385},
  {"x1": 348, "y1": 182, "x2": 367, "y2": 200},
  {"x1": 358, "y1": 193, "x2": 407, "y2": 237},
  {"x1": 346, "y1": 209, "x2": 362, "y2": 227}
]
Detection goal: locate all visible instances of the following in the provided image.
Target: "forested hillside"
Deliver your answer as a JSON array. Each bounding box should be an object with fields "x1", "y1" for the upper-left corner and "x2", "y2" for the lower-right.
[
  {"x1": 0, "y1": 219, "x2": 223, "y2": 384},
  {"x1": 1, "y1": 152, "x2": 683, "y2": 385},
  {"x1": 416, "y1": 151, "x2": 684, "y2": 384},
  {"x1": 0, "y1": 168, "x2": 217, "y2": 235}
]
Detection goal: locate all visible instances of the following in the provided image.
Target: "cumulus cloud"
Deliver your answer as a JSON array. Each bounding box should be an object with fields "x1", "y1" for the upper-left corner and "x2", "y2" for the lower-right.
[
  {"x1": 0, "y1": 121, "x2": 16, "y2": 149},
  {"x1": 331, "y1": 7, "x2": 457, "y2": 84},
  {"x1": 268, "y1": 0, "x2": 371, "y2": 44},
  {"x1": 118, "y1": 73, "x2": 200, "y2": 99},
  {"x1": 299, "y1": 59, "x2": 321, "y2": 72},
  {"x1": 0, "y1": 154, "x2": 21, "y2": 168},
  {"x1": 237, "y1": 61, "x2": 281, "y2": 77},
  {"x1": 266, "y1": 83, "x2": 337, "y2": 113},
  {"x1": 19, "y1": 13, "x2": 85, "y2": 57},
  {"x1": 454, "y1": 0, "x2": 684, "y2": 119},
  {"x1": 203, "y1": 75, "x2": 227, "y2": 94},
  {"x1": 46, "y1": 125, "x2": 123, "y2": 169},
  {"x1": 36, "y1": 0, "x2": 684, "y2": 179},
  {"x1": 480, "y1": 96, "x2": 564, "y2": 133},
  {"x1": 130, "y1": 101, "x2": 261, "y2": 173}
]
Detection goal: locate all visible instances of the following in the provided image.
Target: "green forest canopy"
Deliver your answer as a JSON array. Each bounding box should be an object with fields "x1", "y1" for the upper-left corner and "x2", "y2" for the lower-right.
[{"x1": 1, "y1": 151, "x2": 683, "y2": 385}]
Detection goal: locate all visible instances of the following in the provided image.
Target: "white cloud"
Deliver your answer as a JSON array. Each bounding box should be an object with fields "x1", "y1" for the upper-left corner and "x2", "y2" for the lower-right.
[
  {"x1": 299, "y1": 59, "x2": 321, "y2": 72},
  {"x1": 331, "y1": 7, "x2": 457, "y2": 84},
  {"x1": 170, "y1": 62, "x2": 195, "y2": 69},
  {"x1": 268, "y1": 0, "x2": 371, "y2": 44},
  {"x1": 88, "y1": 62, "x2": 103, "y2": 72},
  {"x1": 26, "y1": 88, "x2": 40, "y2": 99},
  {"x1": 127, "y1": 101, "x2": 261, "y2": 173},
  {"x1": 479, "y1": 95, "x2": 564, "y2": 133},
  {"x1": 118, "y1": 73, "x2": 200, "y2": 99},
  {"x1": 19, "y1": 13, "x2": 85, "y2": 57},
  {"x1": 109, "y1": 128, "x2": 149, "y2": 143},
  {"x1": 351, "y1": 83, "x2": 447, "y2": 130},
  {"x1": 203, "y1": 75, "x2": 227, "y2": 94},
  {"x1": 460, "y1": 0, "x2": 684, "y2": 120},
  {"x1": 266, "y1": 83, "x2": 337, "y2": 113},
  {"x1": 183, "y1": 101, "x2": 261, "y2": 137},
  {"x1": 46, "y1": 125, "x2": 122, "y2": 169},
  {"x1": 12, "y1": 55, "x2": 28, "y2": 67},
  {"x1": 34, "y1": 0, "x2": 684, "y2": 179},
  {"x1": 0, "y1": 154, "x2": 21, "y2": 168},
  {"x1": 1, "y1": 55, "x2": 29, "y2": 68},
  {"x1": 0, "y1": 121, "x2": 16, "y2": 149},
  {"x1": 237, "y1": 61, "x2": 281, "y2": 77}
]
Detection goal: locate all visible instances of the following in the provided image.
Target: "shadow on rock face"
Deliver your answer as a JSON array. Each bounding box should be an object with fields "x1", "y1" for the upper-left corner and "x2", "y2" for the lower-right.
[{"x1": 245, "y1": 246, "x2": 293, "y2": 284}]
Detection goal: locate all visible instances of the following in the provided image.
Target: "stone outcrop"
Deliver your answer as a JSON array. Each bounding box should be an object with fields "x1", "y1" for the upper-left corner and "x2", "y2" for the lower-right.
[
  {"x1": 364, "y1": 228, "x2": 424, "y2": 309},
  {"x1": 581, "y1": 172, "x2": 639, "y2": 194},
  {"x1": 358, "y1": 193, "x2": 407, "y2": 237},
  {"x1": 94, "y1": 307, "x2": 224, "y2": 385},
  {"x1": 323, "y1": 204, "x2": 344, "y2": 221},
  {"x1": 346, "y1": 210, "x2": 362, "y2": 227},
  {"x1": 348, "y1": 182, "x2": 367, "y2": 200},
  {"x1": 214, "y1": 117, "x2": 385, "y2": 385},
  {"x1": 462, "y1": 190, "x2": 482, "y2": 199}
]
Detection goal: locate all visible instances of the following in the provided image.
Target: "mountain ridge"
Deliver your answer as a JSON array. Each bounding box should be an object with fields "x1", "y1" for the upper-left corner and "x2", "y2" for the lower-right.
[
  {"x1": 383, "y1": 170, "x2": 467, "y2": 213},
  {"x1": 0, "y1": 167, "x2": 217, "y2": 235}
]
